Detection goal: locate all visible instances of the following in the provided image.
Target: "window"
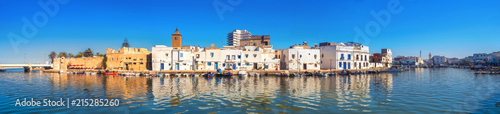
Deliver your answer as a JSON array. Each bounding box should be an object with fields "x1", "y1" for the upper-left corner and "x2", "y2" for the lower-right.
[
  {"x1": 322, "y1": 54, "x2": 324, "y2": 58},
  {"x1": 211, "y1": 53, "x2": 214, "y2": 57},
  {"x1": 340, "y1": 54, "x2": 344, "y2": 60},
  {"x1": 196, "y1": 54, "x2": 200, "y2": 58},
  {"x1": 180, "y1": 53, "x2": 183, "y2": 57},
  {"x1": 175, "y1": 37, "x2": 177, "y2": 40},
  {"x1": 253, "y1": 54, "x2": 257, "y2": 58},
  {"x1": 232, "y1": 55, "x2": 236, "y2": 60},
  {"x1": 238, "y1": 63, "x2": 241, "y2": 66},
  {"x1": 238, "y1": 55, "x2": 241, "y2": 59},
  {"x1": 300, "y1": 55, "x2": 302, "y2": 58},
  {"x1": 292, "y1": 54, "x2": 295, "y2": 59},
  {"x1": 339, "y1": 62, "x2": 342, "y2": 67},
  {"x1": 227, "y1": 55, "x2": 230, "y2": 60},
  {"x1": 348, "y1": 54, "x2": 351, "y2": 60},
  {"x1": 208, "y1": 62, "x2": 212, "y2": 66},
  {"x1": 245, "y1": 54, "x2": 249, "y2": 58},
  {"x1": 246, "y1": 63, "x2": 250, "y2": 66},
  {"x1": 140, "y1": 62, "x2": 144, "y2": 65},
  {"x1": 223, "y1": 64, "x2": 226, "y2": 67},
  {"x1": 315, "y1": 64, "x2": 318, "y2": 67},
  {"x1": 314, "y1": 55, "x2": 317, "y2": 59},
  {"x1": 166, "y1": 54, "x2": 169, "y2": 57}
]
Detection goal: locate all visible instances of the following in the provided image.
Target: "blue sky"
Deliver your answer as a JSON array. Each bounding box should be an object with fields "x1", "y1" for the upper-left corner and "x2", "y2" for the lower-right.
[{"x1": 1, "y1": 0, "x2": 499, "y2": 63}]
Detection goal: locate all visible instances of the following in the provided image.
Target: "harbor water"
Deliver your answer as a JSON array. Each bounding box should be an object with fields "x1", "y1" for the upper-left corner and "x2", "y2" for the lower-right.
[{"x1": 0, "y1": 68, "x2": 499, "y2": 113}]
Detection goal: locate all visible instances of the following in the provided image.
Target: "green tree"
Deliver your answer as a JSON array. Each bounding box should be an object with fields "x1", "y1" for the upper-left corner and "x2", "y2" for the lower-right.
[
  {"x1": 102, "y1": 55, "x2": 107, "y2": 69},
  {"x1": 83, "y1": 48, "x2": 94, "y2": 57},
  {"x1": 75, "y1": 52, "x2": 83, "y2": 58},
  {"x1": 49, "y1": 51, "x2": 57, "y2": 63},
  {"x1": 58, "y1": 52, "x2": 67, "y2": 58},
  {"x1": 96, "y1": 52, "x2": 105, "y2": 57},
  {"x1": 68, "y1": 53, "x2": 74, "y2": 58}
]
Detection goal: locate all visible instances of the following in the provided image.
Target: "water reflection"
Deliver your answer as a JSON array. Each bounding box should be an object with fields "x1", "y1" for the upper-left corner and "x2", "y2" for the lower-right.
[{"x1": 1, "y1": 68, "x2": 500, "y2": 113}]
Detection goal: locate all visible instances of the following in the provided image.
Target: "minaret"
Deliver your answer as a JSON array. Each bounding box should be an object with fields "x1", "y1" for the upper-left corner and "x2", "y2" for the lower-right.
[{"x1": 172, "y1": 28, "x2": 182, "y2": 49}]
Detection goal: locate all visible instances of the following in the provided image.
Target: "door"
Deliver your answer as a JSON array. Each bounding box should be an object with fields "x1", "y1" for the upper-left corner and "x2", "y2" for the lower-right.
[
  {"x1": 175, "y1": 63, "x2": 179, "y2": 70},
  {"x1": 303, "y1": 64, "x2": 307, "y2": 70},
  {"x1": 254, "y1": 63, "x2": 258, "y2": 69},
  {"x1": 161, "y1": 63, "x2": 164, "y2": 70},
  {"x1": 343, "y1": 62, "x2": 346, "y2": 70},
  {"x1": 232, "y1": 64, "x2": 236, "y2": 70},
  {"x1": 215, "y1": 62, "x2": 218, "y2": 70},
  {"x1": 348, "y1": 63, "x2": 351, "y2": 69}
]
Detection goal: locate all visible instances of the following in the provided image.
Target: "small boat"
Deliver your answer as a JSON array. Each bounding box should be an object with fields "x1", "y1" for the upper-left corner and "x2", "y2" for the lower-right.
[
  {"x1": 121, "y1": 73, "x2": 136, "y2": 76},
  {"x1": 326, "y1": 73, "x2": 335, "y2": 76},
  {"x1": 203, "y1": 72, "x2": 214, "y2": 77},
  {"x1": 238, "y1": 71, "x2": 248, "y2": 76},
  {"x1": 75, "y1": 71, "x2": 85, "y2": 74},
  {"x1": 385, "y1": 67, "x2": 404, "y2": 72},
  {"x1": 0, "y1": 69, "x2": 6, "y2": 72},
  {"x1": 366, "y1": 70, "x2": 379, "y2": 74},
  {"x1": 338, "y1": 70, "x2": 350, "y2": 75},
  {"x1": 216, "y1": 72, "x2": 233, "y2": 77},
  {"x1": 304, "y1": 71, "x2": 313, "y2": 76},
  {"x1": 103, "y1": 71, "x2": 118, "y2": 75}
]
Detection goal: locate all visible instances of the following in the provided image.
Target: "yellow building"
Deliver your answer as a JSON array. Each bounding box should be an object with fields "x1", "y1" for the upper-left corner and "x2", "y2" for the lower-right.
[
  {"x1": 53, "y1": 57, "x2": 104, "y2": 70},
  {"x1": 172, "y1": 28, "x2": 182, "y2": 49},
  {"x1": 106, "y1": 47, "x2": 151, "y2": 70}
]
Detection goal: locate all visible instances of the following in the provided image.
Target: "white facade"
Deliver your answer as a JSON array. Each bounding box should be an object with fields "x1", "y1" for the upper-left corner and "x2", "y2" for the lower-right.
[
  {"x1": 432, "y1": 56, "x2": 447, "y2": 65},
  {"x1": 192, "y1": 46, "x2": 279, "y2": 71},
  {"x1": 319, "y1": 42, "x2": 370, "y2": 70},
  {"x1": 280, "y1": 47, "x2": 321, "y2": 70},
  {"x1": 227, "y1": 30, "x2": 251, "y2": 47},
  {"x1": 152, "y1": 45, "x2": 196, "y2": 71}
]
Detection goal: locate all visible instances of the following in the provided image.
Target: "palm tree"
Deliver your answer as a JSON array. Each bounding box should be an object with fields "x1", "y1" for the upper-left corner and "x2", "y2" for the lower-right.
[
  {"x1": 58, "y1": 52, "x2": 67, "y2": 58},
  {"x1": 68, "y1": 53, "x2": 74, "y2": 58},
  {"x1": 49, "y1": 51, "x2": 57, "y2": 63}
]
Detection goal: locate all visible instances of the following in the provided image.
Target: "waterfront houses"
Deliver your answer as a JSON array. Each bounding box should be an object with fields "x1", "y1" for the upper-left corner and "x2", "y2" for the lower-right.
[
  {"x1": 153, "y1": 43, "x2": 280, "y2": 71},
  {"x1": 319, "y1": 42, "x2": 370, "y2": 70},
  {"x1": 151, "y1": 45, "x2": 199, "y2": 71},
  {"x1": 431, "y1": 56, "x2": 447, "y2": 66},
  {"x1": 369, "y1": 49, "x2": 393, "y2": 68},
  {"x1": 280, "y1": 42, "x2": 321, "y2": 70},
  {"x1": 393, "y1": 56, "x2": 424, "y2": 66}
]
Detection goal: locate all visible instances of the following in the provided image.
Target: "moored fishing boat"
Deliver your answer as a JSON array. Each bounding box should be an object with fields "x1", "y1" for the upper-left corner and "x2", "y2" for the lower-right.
[{"x1": 103, "y1": 71, "x2": 118, "y2": 75}]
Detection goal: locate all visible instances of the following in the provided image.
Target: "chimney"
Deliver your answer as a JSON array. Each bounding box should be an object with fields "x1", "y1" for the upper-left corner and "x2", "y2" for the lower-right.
[
  {"x1": 314, "y1": 44, "x2": 318, "y2": 48},
  {"x1": 210, "y1": 43, "x2": 214, "y2": 47}
]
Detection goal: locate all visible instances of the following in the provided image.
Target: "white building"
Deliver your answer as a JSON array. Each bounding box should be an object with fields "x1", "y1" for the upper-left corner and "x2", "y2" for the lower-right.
[
  {"x1": 319, "y1": 42, "x2": 370, "y2": 70},
  {"x1": 393, "y1": 56, "x2": 424, "y2": 66},
  {"x1": 192, "y1": 45, "x2": 279, "y2": 71},
  {"x1": 227, "y1": 30, "x2": 251, "y2": 47},
  {"x1": 432, "y1": 56, "x2": 447, "y2": 65},
  {"x1": 152, "y1": 45, "x2": 197, "y2": 71},
  {"x1": 280, "y1": 45, "x2": 321, "y2": 70}
]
